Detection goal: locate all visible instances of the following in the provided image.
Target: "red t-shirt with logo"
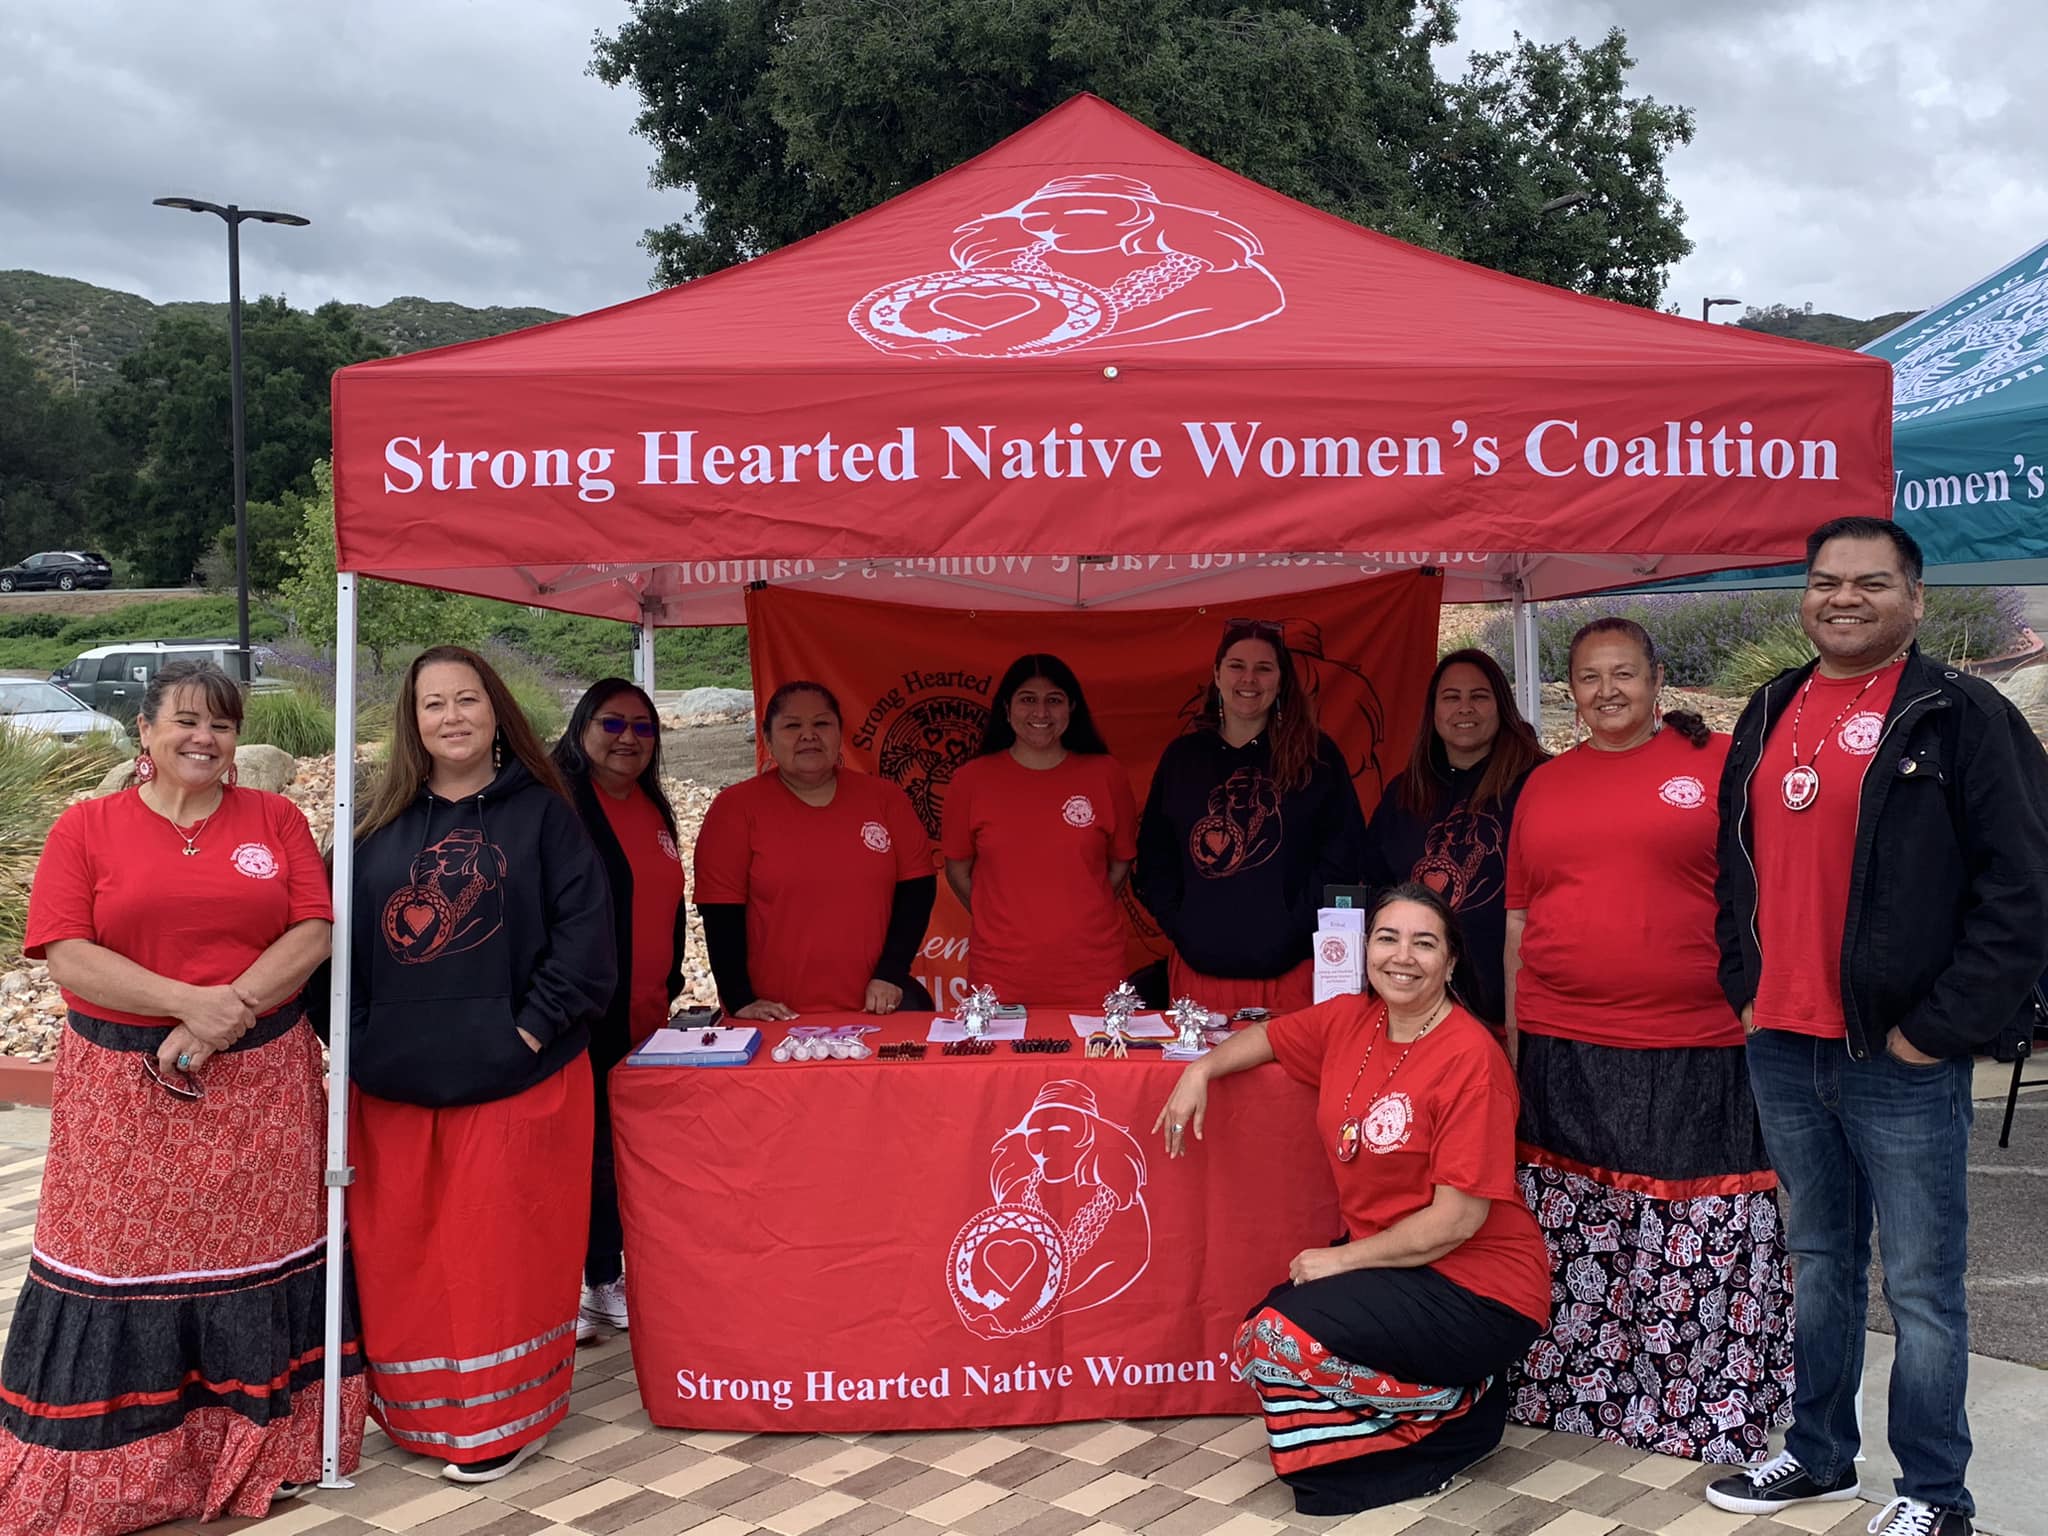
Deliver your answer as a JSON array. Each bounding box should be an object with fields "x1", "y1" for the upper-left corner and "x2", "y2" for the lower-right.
[
  {"x1": 26, "y1": 787, "x2": 334, "y2": 1026},
  {"x1": 1752, "y1": 661, "x2": 1905, "y2": 1039},
  {"x1": 1266, "y1": 996, "x2": 1552, "y2": 1323},
  {"x1": 1506, "y1": 729, "x2": 1740, "y2": 1049},
  {"x1": 597, "y1": 785, "x2": 689, "y2": 1044},
  {"x1": 941, "y1": 752, "x2": 1138, "y2": 1007},
  {"x1": 694, "y1": 768, "x2": 930, "y2": 1011}
]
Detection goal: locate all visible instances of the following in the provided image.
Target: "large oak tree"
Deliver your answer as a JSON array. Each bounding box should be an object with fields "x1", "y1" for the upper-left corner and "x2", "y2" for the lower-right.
[{"x1": 592, "y1": 0, "x2": 1694, "y2": 306}]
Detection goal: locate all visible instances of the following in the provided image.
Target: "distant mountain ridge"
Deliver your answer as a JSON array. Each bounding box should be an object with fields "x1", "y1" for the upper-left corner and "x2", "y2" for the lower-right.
[
  {"x1": 0, "y1": 270, "x2": 566, "y2": 386},
  {"x1": 1734, "y1": 302, "x2": 1918, "y2": 350}
]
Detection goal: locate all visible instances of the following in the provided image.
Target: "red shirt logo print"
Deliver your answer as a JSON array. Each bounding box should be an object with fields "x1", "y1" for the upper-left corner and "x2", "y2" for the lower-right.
[
  {"x1": 1061, "y1": 796, "x2": 1096, "y2": 828},
  {"x1": 1837, "y1": 712, "x2": 1884, "y2": 756},
  {"x1": 230, "y1": 842, "x2": 279, "y2": 880},
  {"x1": 1658, "y1": 775, "x2": 1707, "y2": 809},
  {"x1": 1362, "y1": 1092, "x2": 1413, "y2": 1153},
  {"x1": 860, "y1": 820, "x2": 892, "y2": 853},
  {"x1": 658, "y1": 829, "x2": 680, "y2": 862}
]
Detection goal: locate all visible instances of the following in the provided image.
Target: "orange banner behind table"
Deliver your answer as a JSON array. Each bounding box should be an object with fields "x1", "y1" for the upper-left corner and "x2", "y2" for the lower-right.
[{"x1": 744, "y1": 571, "x2": 1442, "y2": 1008}]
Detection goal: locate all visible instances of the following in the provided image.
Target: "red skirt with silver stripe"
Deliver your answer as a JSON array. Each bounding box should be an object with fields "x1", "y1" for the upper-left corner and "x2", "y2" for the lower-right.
[{"x1": 350, "y1": 1057, "x2": 593, "y2": 1460}]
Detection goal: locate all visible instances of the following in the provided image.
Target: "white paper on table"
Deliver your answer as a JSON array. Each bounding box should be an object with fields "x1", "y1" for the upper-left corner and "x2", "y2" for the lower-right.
[
  {"x1": 1067, "y1": 1013, "x2": 1174, "y2": 1040},
  {"x1": 1162, "y1": 1043, "x2": 1211, "y2": 1061},
  {"x1": 927, "y1": 1016, "x2": 1028, "y2": 1042},
  {"x1": 638, "y1": 1026, "x2": 760, "y2": 1055}
]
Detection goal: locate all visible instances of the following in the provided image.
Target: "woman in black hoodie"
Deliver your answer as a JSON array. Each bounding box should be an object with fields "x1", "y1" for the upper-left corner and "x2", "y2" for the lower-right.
[
  {"x1": 345, "y1": 646, "x2": 615, "y2": 1485},
  {"x1": 1361, "y1": 648, "x2": 1547, "y2": 1030}
]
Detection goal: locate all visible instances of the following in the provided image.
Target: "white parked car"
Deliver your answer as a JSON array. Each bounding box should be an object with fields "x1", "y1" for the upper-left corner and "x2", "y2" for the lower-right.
[{"x1": 0, "y1": 680, "x2": 127, "y2": 743}]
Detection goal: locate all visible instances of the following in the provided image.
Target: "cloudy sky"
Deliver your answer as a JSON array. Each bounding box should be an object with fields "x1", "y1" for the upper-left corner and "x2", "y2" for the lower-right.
[{"x1": 3, "y1": 0, "x2": 2037, "y2": 325}]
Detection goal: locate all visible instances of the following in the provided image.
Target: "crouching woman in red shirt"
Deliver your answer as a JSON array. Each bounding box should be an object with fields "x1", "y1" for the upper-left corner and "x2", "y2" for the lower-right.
[{"x1": 1155, "y1": 883, "x2": 1549, "y2": 1514}]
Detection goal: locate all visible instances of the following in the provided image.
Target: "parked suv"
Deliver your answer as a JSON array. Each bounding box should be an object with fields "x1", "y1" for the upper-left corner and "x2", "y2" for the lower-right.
[
  {"x1": 0, "y1": 551, "x2": 114, "y2": 592},
  {"x1": 51, "y1": 640, "x2": 285, "y2": 722}
]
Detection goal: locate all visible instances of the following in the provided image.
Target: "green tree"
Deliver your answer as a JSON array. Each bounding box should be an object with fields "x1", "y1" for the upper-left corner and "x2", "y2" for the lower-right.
[
  {"x1": 0, "y1": 323, "x2": 117, "y2": 561},
  {"x1": 591, "y1": 0, "x2": 1693, "y2": 304},
  {"x1": 279, "y1": 462, "x2": 487, "y2": 673},
  {"x1": 91, "y1": 299, "x2": 389, "y2": 585}
]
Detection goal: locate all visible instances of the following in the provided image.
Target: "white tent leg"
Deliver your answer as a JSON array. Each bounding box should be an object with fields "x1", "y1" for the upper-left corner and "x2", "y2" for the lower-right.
[
  {"x1": 1511, "y1": 582, "x2": 1542, "y2": 732},
  {"x1": 321, "y1": 573, "x2": 359, "y2": 1490},
  {"x1": 637, "y1": 612, "x2": 657, "y2": 692}
]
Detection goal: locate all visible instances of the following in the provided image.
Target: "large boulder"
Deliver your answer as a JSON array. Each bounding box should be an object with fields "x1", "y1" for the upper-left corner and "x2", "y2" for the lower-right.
[
  {"x1": 660, "y1": 687, "x2": 754, "y2": 727},
  {"x1": 93, "y1": 743, "x2": 298, "y2": 797}
]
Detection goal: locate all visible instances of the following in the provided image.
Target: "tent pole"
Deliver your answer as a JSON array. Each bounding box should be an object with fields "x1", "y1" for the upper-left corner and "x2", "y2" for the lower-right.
[
  {"x1": 1511, "y1": 579, "x2": 1542, "y2": 732},
  {"x1": 638, "y1": 604, "x2": 658, "y2": 693},
  {"x1": 321, "y1": 572, "x2": 359, "y2": 1490}
]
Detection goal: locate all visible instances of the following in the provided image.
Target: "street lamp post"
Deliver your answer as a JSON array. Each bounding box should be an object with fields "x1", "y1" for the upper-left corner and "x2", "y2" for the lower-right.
[
  {"x1": 1701, "y1": 295, "x2": 1742, "y2": 324},
  {"x1": 153, "y1": 197, "x2": 311, "y2": 684}
]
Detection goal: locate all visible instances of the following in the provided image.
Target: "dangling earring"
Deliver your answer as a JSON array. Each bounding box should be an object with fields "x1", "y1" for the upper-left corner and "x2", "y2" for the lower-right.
[
  {"x1": 493, "y1": 734, "x2": 504, "y2": 771},
  {"x1": 224, "y1": 762, "x2": 238, "y2": 789},
  {"x1": 133, "y1": 751, "x2": 157, "y2": 783}
]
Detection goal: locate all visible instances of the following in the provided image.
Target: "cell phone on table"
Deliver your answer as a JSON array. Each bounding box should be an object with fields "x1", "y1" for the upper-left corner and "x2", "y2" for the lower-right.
[{"x1": 672, "y1": 1005, "x2": 724, "y2": 1026}]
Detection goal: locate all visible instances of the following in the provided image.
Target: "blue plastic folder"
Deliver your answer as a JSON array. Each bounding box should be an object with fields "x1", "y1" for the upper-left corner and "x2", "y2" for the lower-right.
[{"x1": 626, "y1": 1026, "x2": 762, "y2": 1067}]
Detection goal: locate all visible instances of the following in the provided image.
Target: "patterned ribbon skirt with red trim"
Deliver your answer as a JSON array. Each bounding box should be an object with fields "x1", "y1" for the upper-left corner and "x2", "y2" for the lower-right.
[{"x1": 1231, "y1": 1307, "x2": 1483, "y2": 1475}]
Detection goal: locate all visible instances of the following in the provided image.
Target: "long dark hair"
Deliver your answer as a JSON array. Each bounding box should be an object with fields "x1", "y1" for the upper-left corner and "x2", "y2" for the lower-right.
[
  {"x1": 1198, "y1": 620, "x2": 1318, "y2": 793},
  {"x1": 1395, "y1": 648, "x2": 1547, "y2": 817},
  {"x1": 1566, "y1": 618, "x2": 1711, "y2": 748},
  {"x1": 552, "y1": 678, "x2": 678, "y2": 841},
  {"x1": 976, "y1": 654, "x2": 1112, "y2": 756},
  {"x1": 354, "y1": 645, "x2": 569, "y2": 840}
]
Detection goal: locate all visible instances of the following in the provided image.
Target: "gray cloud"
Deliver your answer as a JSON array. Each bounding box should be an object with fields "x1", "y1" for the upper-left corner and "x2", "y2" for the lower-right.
[
  {"x1": 1450, "y1": 0, "x2": 2048, "y2": 319},
  {"x1": 3, "y1": 0, "x2": 2035, "y2": 324}
]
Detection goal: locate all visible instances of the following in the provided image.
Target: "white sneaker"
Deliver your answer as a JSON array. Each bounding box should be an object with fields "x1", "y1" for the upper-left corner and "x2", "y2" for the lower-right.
[
  {"x1": 1866, "y1": 1498, "x2": 1971, "y2": 1536},
  {"x1": 580, "y1": 1278, "x2": 628, "y2": 1332}
]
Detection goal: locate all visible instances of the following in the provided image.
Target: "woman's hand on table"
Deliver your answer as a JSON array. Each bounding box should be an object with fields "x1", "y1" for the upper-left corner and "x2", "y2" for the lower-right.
[
  {"x1": 863, "y1": 979, "x2": 903, "y2": 1015},
  {"x1": 1152, "y1": 1064, "x2": 1209, "y2": 1158},
  {"x1": 734, "y1": 999, "x2": 798, "y2": 1023},
  {"x1": 1289, "y1": 1245, "x2": 1357, "y2": 1286}
]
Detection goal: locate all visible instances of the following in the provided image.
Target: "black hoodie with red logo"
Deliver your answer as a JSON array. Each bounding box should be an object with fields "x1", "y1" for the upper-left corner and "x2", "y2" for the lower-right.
[{"x1": 347, "y1": 758, "x2": 617, "y2": 1108}]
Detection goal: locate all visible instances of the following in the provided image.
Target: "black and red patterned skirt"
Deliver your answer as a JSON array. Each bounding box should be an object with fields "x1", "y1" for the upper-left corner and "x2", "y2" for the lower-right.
[
  {"x1": 0, "y1": 1010, "x2": 367, "y2": 1535},
  {"x1": 1509, "y1": 1034, "x2": 1795, "y2": 1461},
  {"x1": 351, "y1": 1057, "x2": 592, "y2": 1464}
]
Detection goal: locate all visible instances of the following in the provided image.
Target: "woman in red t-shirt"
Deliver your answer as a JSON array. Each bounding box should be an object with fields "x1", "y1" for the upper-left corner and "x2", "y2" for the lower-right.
[
  {"x1": 942, "y1": 655, "x2": 1137, "y2": 1008},
  {"x1": 696, "y1": 681, "x2": 937, "y2": 1017},
  {"x1": 1503, "y1": 617, "x2": 1792, "y2": 1462},
  {"x1": 1, "y1": 660, "x2": 365, "y2": 1532},
  {"x1": 552, "y1": 679, "x2": 691, "y2": 1344},
  {"x1": 1154, "y1": 883, "x2": 1548, "y2": 1514}
]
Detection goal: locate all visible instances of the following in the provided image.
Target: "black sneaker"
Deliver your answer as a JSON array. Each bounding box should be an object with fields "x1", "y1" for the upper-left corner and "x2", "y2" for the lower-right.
[
  {"x1": 1866, "y1": 1498, "x2": 1973, "y2": 1536},
  {"x1": 1705, "y1": 1451, "x2": 1860, "y2": 1514}
]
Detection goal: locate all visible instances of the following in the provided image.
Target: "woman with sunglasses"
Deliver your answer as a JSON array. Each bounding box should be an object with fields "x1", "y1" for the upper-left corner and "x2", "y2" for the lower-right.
[
  {"x1": 1136, "y1": 618, "x2": 1366, "y2": 1014},
  {"x1": 696, "y1": 681, "x2": 936, "y2": 1018},
  {"x1": 1, "y1": 660, "x2": 364, "y2": 1532},
  {"x1": 1154, "y1": 883, "x2": 1548, "y2": 1513},
  {"x1": 552, "y1": 680, "x2": 689, "y2": 1344}
]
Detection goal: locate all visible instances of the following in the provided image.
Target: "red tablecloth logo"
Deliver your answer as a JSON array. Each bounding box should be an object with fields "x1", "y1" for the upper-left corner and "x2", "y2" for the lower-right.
[
  {"x1": 947, "y1": 1080, "x2": 1151, "y2": 1338},
  {"x1": 849, "y1": 173, "x2": 1285, "y2": 358}
]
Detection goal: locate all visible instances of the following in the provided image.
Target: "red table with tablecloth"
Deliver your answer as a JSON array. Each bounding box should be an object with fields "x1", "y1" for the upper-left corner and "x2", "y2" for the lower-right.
[{"x1": 609, "y1": 1011, "x2": 1339, "y2": 1432}]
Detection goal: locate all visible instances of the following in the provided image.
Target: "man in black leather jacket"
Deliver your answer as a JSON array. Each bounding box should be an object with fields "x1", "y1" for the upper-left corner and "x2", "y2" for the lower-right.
[{"x1": 1706, "y1": 517, "x2": 2048, "y2": 1536}]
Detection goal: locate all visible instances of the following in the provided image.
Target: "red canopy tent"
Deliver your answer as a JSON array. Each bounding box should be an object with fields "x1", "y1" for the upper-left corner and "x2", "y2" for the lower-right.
[{"x1": 315, "y1": 95, "x2": 1893, "y2": 1480}]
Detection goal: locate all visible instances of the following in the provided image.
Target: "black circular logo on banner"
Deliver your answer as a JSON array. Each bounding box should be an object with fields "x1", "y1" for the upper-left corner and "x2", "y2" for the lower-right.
[{"x1": 878, "y1": 694, "x2": 989, "y2": 839}]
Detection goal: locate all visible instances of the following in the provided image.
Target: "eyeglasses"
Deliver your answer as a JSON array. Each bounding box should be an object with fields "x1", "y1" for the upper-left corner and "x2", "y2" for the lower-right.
[
  {"x1": 1223, "y1": 618, "x2": 1284, "y2": 640},
  {"x1": 597, "y1": 717, "x2": 658, "y2": 739},
  {"x1": 141, "y1": 1056, "x2": 204, "y2": 1101}
]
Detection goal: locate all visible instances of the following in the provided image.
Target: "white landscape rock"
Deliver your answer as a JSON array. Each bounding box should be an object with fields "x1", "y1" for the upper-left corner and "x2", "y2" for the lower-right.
[
  {"x1": 91, "y1": 744, "x2": 298, "y2": 798},
  {"x1": 659, "y1": 687, "x2": 754, "y2": 729}
]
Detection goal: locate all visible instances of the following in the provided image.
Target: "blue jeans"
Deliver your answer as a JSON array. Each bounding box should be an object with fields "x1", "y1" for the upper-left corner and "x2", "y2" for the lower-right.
[{"x1": 1745, "y1": 1028, "x2": 1974, "y2": 1514}]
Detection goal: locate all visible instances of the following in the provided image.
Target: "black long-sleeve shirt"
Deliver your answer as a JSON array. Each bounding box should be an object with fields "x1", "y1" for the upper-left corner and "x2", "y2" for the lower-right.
[{"x1": 1134, "y1": 729, "x2": 1365, "y2": 979}]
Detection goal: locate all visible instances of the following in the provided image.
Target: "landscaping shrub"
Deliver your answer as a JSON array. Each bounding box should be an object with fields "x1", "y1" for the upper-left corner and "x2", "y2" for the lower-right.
[
  {"x1": 0, "y1": 727, "x2": 129, "y2": 950},
  {"x1": 242, "y1": 688, "x2": 337, "y2": 758},
  {"x1": 1475, "y1": 587, "x2": 2025, "y2": 687},
  {"x1": 1715, "y1": 627, "x2": 1817, "y2": 694}
]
